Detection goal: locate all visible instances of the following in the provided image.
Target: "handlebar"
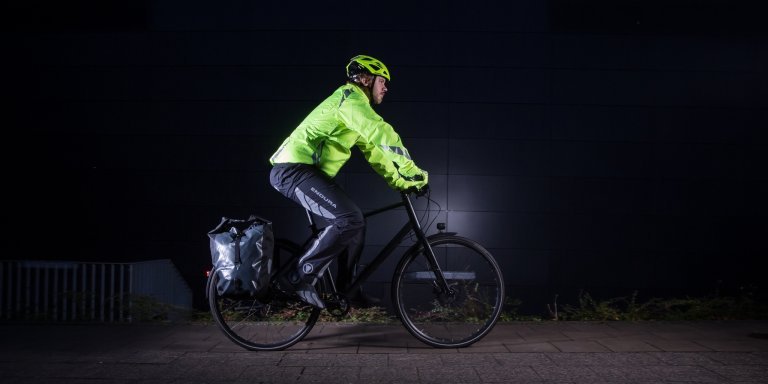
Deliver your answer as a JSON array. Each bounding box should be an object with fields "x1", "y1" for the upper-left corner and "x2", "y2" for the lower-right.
[{"x1": 402, "y1": 184, "x2": 430, "y2": 197}]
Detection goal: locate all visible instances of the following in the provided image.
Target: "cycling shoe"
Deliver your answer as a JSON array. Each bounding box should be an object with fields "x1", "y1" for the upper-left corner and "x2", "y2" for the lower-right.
[{"x1": 279, "y1": 270, "x2": 326, "y2": 309}]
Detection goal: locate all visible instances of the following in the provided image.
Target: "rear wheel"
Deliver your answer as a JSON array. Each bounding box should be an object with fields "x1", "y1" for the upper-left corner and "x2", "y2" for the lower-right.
[
  {"x1": 208, "y1": 239, "x2": 320, "y2": 351},
  {"x1": 393, "y1": 235, "x2": 504, "y2": 348}
]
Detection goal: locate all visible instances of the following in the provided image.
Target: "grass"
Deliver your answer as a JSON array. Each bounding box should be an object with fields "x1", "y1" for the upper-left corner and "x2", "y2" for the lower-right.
[
  {"x1": 319, "y1": 306, "x2": 395, "y2": 323},
  {"x1": 190, "y1": 305, "x2": 395, "y2": 324},
  {"x1": 21, "y1": 288, "x2": 765, "y2": 324},
  {"x1": 129, "y1": 295, "x2": 192, "y2": 322},
  {"x1": 551, "y1": 290, "x2": 768, "y2": 321},
  {"x1": 181, "y1": 289, "x2": 768, "y2": 324}
]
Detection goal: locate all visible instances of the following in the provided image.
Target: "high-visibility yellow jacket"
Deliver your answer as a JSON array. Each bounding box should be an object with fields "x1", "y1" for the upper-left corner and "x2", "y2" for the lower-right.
[{"x1": 270, "y1": 83, "x2": 428, "y2": 190}]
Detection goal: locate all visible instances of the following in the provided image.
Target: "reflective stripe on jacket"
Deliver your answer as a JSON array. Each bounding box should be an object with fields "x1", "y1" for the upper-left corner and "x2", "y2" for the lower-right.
[{"x1": 270, "y1": 83, "x2": 428, "y2": 190}]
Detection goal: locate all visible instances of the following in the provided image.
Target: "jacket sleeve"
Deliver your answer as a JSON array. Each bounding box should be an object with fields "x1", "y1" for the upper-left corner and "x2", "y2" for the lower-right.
[{"x1": 338, "y1": 92, "x2": 428, "y2": 190}]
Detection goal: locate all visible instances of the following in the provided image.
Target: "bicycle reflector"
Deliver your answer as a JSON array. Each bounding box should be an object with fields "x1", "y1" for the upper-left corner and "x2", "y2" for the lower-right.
[{"x1": 403, "y1": 271, "x2": 476, "y2": 281}]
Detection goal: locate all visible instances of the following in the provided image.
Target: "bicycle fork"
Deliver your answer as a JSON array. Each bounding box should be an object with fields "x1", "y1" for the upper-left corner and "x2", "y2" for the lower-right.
[{"x1": 402, "y1": 195, "x2": 455, "y2": 297}]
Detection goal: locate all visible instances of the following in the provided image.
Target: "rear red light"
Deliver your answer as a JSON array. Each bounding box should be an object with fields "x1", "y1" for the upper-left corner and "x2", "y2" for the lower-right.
[{"x1": 205, "y1": 270, "x2": 211, "y2": 277}]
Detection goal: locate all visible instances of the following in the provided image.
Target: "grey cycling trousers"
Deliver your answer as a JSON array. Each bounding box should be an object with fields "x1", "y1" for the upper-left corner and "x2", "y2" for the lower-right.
[{"x1": 269, "y1": 163, "x2": 364, "y2": 288}]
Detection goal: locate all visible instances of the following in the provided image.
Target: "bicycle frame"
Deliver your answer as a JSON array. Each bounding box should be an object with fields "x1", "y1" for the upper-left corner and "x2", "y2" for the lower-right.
[
  {"x1": 301, "y1": 192, "x2": 453, "y2": 297},
  {"x1": 207, "y1": 189, "x2": 504, "y2": 350}
]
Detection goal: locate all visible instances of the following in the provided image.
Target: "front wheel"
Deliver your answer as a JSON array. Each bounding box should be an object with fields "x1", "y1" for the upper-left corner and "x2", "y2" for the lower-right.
[
  {"x1": 208, "y1": 239, "x2": 320, "y2": 351},
  {"x1": 392, "y1": 235, "x2": 504, "y2": 348}
]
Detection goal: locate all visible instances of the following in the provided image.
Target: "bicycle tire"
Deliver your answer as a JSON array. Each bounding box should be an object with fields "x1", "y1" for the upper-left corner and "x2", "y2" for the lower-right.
[
  {"x1": 392, "y1": 235, "x2": 504, "y2": 348},
  {"x1": 208, "y1": 239, "x2": 320, "y2": 351}
]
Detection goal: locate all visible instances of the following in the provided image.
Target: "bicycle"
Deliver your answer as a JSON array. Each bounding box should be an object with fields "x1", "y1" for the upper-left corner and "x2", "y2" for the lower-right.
[{"x1": 206, "y1": 189, "x2": 505, "y2": 351}]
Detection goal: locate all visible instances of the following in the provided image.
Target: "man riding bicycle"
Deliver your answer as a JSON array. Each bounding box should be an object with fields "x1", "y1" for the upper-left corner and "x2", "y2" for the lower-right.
[{"x1": 269, "y1": 55, "x2": 429, "y2": 309}]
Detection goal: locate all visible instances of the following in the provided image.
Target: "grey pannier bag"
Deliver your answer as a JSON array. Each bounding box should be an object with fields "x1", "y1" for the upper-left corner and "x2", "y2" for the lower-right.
[{"x1": 208, "y1": 215, "x2": 274, "y2": 297}]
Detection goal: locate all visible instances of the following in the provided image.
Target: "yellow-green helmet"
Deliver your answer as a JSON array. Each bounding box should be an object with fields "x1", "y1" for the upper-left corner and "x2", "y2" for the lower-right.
[{"x1": 346, "y1": 55, "x2": 390, "y2": 81}]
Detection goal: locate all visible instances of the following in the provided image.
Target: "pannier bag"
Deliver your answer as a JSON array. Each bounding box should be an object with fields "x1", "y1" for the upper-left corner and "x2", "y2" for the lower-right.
[{"x1": 208, "y1": 215, "x2": 274, "y2": 297}]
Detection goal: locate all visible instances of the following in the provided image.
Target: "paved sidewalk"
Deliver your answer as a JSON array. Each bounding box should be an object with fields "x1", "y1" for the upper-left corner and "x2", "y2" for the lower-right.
[{"x1": 1, "y1": 321, "x2": 767, "y2": 383}]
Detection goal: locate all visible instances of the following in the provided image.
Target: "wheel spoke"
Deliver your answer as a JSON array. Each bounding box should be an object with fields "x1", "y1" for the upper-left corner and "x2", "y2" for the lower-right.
[
  {"x1": 208, "y1": 240, "x2": 320, "y2": 351},
  {"x1": 394, "y1": 236, "x2": 504, "y2": 348}
]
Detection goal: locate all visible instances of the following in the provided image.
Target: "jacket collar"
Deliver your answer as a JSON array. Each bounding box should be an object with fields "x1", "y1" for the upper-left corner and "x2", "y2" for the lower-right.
[{"x1": 346, "y1": 82, "x2": 371, "y2": 103}]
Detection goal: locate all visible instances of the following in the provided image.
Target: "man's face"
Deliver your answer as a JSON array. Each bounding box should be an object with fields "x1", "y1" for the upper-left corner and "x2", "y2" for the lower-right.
[{"x1": 371, "y1": 76, "x2": 388, "y2": 104}]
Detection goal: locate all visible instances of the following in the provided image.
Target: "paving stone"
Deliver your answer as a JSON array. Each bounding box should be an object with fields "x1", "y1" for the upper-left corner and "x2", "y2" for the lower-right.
[
  {"x1": 705, "y1": 352, "x2": 768, "y2": 365},
  {"x1": 516, "y1": 331, "x2": 571, "y2": 343},
  {"x1": 279, "y1": 353, "x2": 336, "y2": 366},
  {"x1": 357, "y1": 344, "x2": 408, "y2": 353},
  {"x1": 358, "y1": 367, "x2": 419, "y2": 383},
  {"x1": 504, "y1": 342, "x2": 560, "y2": 352},
  {"x1": 417, "y1": 366, "x2": 481, "y2": 384},
  {"x1": 598, "y1": 338, "x2": 662, "y2": 352},
  {"x1": 387, "y1": 353, "x2": 442, "y2": 367},
  {"x1": 707, "y1": 365, "x2": 768, "y2": 382},
  {"x1": 650, "y1": 352, "x2": 723, "y2": 366},
  {"x1": 439, "y1": 353, "x2": 499, "y2": 366},
  {"x1": 492, "y1": 352, "x2": 552, "y2": 366},
  {"x1": 695, "y1": 339, "x2": 767, "y2": 352},
  {"x1": 112, "y1": 350, "x2": 185, "y2": 364},
  {"x1": 302, "y1": 343, "x2": 359, "y2": 353},
  {"x1": 530, "y1": 364, "x2": 605, "y2": 381},
  {"x1": 563, "y1": 330, "x2": 612, "y2": 340},
  {"x1": 591, "y1": 365, "x2": 665, "y2": 381},
  {"x1": 458, "y1": 343, "x2": 510, "y2": 353},
  {"x1": 645, "y1": 339, "x2": 713, "y2": 352},
  {"x1": 546, "y1": 352, "x2": 609, "y2": 366},
  {"x1": 238, "y1": 366, "x2": 303, "y2": 382},
  {"x1": 552, "y1": 340, "x2": 611, "y2": 352},
  {"x1": 2, "y1": 322, "x2": 768, "y2": 383},
  {"x1": 298, "y1": 366, "x2": 360, "y2": 383},
  {"x1": 406, "y1": 344, "x2": 459, "y2": 353},
  {"x1": 475, "y1": 365, "x2": 542, "y2": 382},
  {"x1": 329, "y1": 353, "x2": 388, "y2": 367},
  {"x1": 646, "y1": 365, "x2": 729, "y2": 383},
  {"x1": 208, "y1": 340, "x2": 250, "y2": 353}
]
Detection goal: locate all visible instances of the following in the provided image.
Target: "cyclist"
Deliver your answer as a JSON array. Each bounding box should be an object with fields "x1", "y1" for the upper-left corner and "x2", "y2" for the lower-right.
[{"x1": 269, "y1": 55, "x2": 429, "y2": 308}]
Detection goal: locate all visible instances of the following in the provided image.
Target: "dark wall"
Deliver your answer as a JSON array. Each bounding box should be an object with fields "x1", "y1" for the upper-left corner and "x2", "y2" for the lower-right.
[{"x1": 6, "y1": 1, "x2": 766, "y2": 312}]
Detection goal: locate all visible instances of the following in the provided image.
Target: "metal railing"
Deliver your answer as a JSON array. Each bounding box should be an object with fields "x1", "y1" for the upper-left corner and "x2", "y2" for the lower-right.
[{"x1": 0, "y1": 259, "x2": 192, "y2": 322}]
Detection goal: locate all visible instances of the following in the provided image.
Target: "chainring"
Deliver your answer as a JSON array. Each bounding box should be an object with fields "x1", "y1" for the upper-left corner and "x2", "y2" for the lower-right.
[{"x1": 324, "y1": 293, "x2": 350, "y2": 318}]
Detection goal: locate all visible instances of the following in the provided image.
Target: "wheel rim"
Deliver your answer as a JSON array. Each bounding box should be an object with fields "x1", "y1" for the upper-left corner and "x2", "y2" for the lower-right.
[
  {"x1": 394, "y1": 237, "x2": 504, "y2": 347},
  {"x1": 208, "y1": 240, "x2": 320, "y2": 351}
]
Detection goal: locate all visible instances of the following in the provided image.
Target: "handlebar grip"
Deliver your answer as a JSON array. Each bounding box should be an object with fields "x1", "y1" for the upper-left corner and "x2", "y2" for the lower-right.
[{"x1": 403, "y1": 184, "x2": 429, "y2": 197}]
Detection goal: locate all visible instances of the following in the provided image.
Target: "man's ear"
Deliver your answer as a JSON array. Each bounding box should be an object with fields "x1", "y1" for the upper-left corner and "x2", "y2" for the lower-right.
[{"x1": 359, "y1": 74, "x2": 373, "y2": 87}]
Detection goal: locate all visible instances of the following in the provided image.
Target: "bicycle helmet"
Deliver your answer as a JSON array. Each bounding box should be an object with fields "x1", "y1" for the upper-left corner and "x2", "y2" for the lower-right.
[{"x1": 346, "y1": 55, "x2": 390, "y2": 82}]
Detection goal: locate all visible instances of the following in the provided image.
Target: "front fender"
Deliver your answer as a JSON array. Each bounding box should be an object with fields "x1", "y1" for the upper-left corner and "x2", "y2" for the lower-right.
[{"x1": 403, "y1": 232, "x2": 458, "y2": 258}]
